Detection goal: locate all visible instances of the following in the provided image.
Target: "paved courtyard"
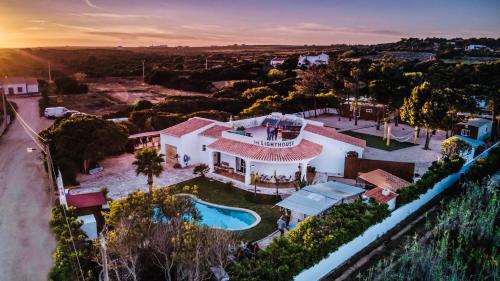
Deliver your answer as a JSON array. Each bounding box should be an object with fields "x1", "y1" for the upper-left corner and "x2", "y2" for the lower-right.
[
  {"x1": 73, "y1": 153, "x2": 197, "y2": 199},
  {"x1": 308, "y1": 115, "x2": 445, "y2": 176}
]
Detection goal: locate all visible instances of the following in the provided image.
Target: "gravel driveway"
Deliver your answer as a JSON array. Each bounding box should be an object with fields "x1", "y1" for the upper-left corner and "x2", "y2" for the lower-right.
[{"x1": 0, "y1": 97, "x2": 56, "y2": 281}]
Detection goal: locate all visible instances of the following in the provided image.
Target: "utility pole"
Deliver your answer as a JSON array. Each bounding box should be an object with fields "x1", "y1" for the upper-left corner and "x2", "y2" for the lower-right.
[
  {"x1": 1, "y1": 89, "x2": 7, "y2": 134},
  {"x1": 100, "y1": 234, "x2": 109, "y2": 281},
  {"x1": 45, "y1": 142, "x2": 56, "y2": 205},
  {"x1": 48, "y1": 62, "x2": 52, "y2": 83},
  {"x1": 142, "y1": 60, "x2": 145, "y2": 84},
  {"x1": 205, "y1": 57, "x2": 208, "y2": 70}
]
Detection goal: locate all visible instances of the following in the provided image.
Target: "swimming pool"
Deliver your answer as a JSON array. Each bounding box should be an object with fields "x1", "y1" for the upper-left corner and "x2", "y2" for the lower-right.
[
  {"x1": 193, "y1": 199, "x2": 260, "y2": 231},
  {"x1": 154, "y1": 195, "x2": 261, "y2": 231}
]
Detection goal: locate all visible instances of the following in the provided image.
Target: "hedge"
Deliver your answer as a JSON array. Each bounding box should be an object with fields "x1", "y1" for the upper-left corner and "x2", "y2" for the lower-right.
[
  {"x1": 463, "y1": 146, "x2": 500, "y2": 182},
  {"x1": 396, "y1": 154, "x2": 465, "y2": 207},
  {"x1": 229, "y1": 200, "x2": 390, "y2": 281}
]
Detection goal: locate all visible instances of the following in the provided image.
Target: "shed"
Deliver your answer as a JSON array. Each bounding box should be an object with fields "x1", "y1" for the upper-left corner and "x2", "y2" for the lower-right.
[{"x1": 78, "y1": 214, "x2": 97, "y2": 240}]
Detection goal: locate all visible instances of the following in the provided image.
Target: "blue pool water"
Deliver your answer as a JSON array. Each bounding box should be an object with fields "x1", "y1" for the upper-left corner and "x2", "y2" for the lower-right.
[
  {"x1": 154, "y1": 199, "x2": 258, "y2": 231},
  {"x1": 193, "y1": 200, "x2": 257, "y2": 231}
]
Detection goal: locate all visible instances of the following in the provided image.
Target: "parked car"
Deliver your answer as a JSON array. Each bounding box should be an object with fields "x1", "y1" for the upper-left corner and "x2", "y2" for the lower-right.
[{"x1": 44, "y1": 107, "x2": 79, "y2": 119}]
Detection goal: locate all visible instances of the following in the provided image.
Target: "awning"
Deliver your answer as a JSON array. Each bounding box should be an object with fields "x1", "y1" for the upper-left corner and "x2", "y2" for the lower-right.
[{"x1": 276, "y1": 181, "x2": 365, "y2": 216}]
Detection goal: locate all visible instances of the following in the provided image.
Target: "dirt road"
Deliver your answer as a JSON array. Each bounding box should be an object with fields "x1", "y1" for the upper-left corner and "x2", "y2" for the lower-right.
[{"x1": 0, "y1": 97, "x2": 55, "y2": 281}]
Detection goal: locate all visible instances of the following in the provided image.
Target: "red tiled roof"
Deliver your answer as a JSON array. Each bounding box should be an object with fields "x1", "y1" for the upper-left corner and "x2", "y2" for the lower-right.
[
  {"x1": 364, "y1": 187, "x2": 398, "y2": 203},
  {"x1": 358, "y1": 169, "x2": 411, "y2": 191},
  {"x1": 1, "y1": 77, "x2": 38, "y2": 85},
  {"x1": 271, "y1": 57, "x2": 286, "y2": 62},
  {"x1": 199, "y1": 125, "x2": 230, "y2": 138},
  {"x1": 208, "y1": 138, "x2": 322, "y2": 162},
  {"x1": 161, "y1": 118, "x2": 213, "y2": 137},
  {"x1": 304, "y1": 124, "x2": 367, "y2": 148},
  {"x1": 66, "y1": 192, "x2": 106, "y2": 209}
]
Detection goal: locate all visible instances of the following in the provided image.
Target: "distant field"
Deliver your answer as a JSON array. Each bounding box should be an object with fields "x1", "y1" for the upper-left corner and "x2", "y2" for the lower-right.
[
  {"x1": 343, "y1": 130, "x2": 417, "y2": 151},
  {"x1": 47, "y1": 77, "x2": 211, "y2": 115}
]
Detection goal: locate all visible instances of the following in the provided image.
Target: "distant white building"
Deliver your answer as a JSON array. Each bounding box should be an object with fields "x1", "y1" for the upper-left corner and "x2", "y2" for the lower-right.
[
  {"x1": 1, "y1": 77, "x2": 39, "y2": 95},
  {"x1": 297, "y1": 53, "x2": 329, "y2": 67},
  {"x1": 159, "y1": 113, "x2": 366, "y2": 186},
  {"x1": 270, "y1": 57, "x2": 286, "y2": 67},
  {"x1": 465, "y1": 44, "x2": 493, "y2": 52}
]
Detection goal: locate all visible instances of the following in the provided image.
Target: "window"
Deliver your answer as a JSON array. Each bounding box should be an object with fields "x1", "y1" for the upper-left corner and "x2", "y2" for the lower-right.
[
  {"x1": 366, "y1": 108, "x2": 373, "y2": 113},
  {"x1": 17, "y1": 87, "x2": 23, "y2": 93},
  {"x1": 235, "y1": 157, "x2": 246, "y2": 173},
  {"x1": 461, "y1": 129, "x2": 470, "y2": 137},
  {"x1": 202, "y1": 145, "x2": 206, "y2": 151}
]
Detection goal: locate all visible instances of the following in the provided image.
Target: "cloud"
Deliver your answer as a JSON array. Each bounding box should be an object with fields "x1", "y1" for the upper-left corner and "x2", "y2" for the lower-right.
[
  {"x1": 83, "y1": 0, "x2": 99, "y2": 9},
  {"x1": 28, "y1": 19, "x2": 47, "y2": 24},
  {"x1": 85, "y1": 31, "x2": 199, "y2": 41},
  {"x1": 23, "y1": 27, "x2": 45, "y2": 31},
  {"x1": 369, "y1": 29, "x2": 406, "y2": 36},
  {"x1": 264, "y1": 23, "x2": 406, "y2": 37},
  {"x1": 296, "y1": 23, "x2": 334, "y2": 32},
  {"x1": 79, "y1": 13, "x2": 153, "y2": 19},
  {"x1": 54, "y1": 23, "x2": 97, "y2": 32}
]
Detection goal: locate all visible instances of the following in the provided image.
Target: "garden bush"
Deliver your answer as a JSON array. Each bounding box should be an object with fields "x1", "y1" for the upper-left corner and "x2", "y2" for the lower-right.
[
  {"x1": 463, "y1": 146, "x2": 500, "y2": 182},
  {"x1": 229, "y1": 200, "x2": 390, "y2": 281},
  {"x1": 396, "y1": 154, "x2": 465, "y2": 206}
]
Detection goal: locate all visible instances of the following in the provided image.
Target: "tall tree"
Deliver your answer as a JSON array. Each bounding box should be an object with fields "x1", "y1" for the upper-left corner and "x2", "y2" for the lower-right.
[
  {"x1": 294, "y1": 67, "x2": 323, "y2": 117},
  {"x1": 132, "y1": 147, "x2": 165, "y2": 200},
  {"x1": 401, "y1": 82, "x2": 447, "y2": 149}
]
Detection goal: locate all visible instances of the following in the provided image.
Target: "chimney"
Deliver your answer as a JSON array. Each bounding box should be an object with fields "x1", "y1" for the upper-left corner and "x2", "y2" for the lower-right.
[{"x1": 382, "y1": 188, "x2": 390, "y2": 196}]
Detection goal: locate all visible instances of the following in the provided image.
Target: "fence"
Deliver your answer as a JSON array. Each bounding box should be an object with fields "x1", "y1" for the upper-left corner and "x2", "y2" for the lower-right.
[{"x1": 294, "y1": 142, "x2": 499, "y2": 281}]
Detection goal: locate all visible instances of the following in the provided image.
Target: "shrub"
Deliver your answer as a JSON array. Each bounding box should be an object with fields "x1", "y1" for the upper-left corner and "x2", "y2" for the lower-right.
[
  {"x1": 229, "y1": 200, "x2": 390, "y2": 280},
  {"x1": 463, "y1": 146, "x2": 500, "y2": 182},
  {"x1": 55, "y1": 76, "x2": 89, "y2": 95},
  {"x1": 193, "y1": 164, "x2": 209, "y2": 177},
  {"x1": 241, "y1": 86, "x2": 277, "y2": 101},
  {"x1": 397, "y1": 154, "x2": 465, "y2": 206},
  {"x1": 267, "y1": 69, "x2": 286, "y2": 81},
  {"x1": 173, "y1": 163, "x2": 182, "y2": 169},
  {"x1": 186, "y1": 110, "x2": 231, "y2": 122}
]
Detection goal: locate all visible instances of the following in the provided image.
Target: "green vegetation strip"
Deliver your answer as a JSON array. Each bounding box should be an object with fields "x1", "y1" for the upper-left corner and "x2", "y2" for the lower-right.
[
  {"x1": 228, "y1": 200, "x2": 390, "y2": 281},
  {"x1": 342, "y1": 130, "x2": 416, "y2": 151},
  {"x1": 396, "y1": 154, "x2": 465, "y2": 206},
  {"x1": 171, "y1": 177, "x2": 282, "y2": 242}
]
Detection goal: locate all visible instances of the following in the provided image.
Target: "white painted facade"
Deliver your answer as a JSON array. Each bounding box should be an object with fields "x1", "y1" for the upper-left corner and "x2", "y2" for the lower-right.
[
  {"x1": 465, "y1": 44, "x2": 493, "y2": 52},
  {"x1": 1, "y1": 77, "x2": 39, "y2": 95},
  {"x1": 297, "y1": 53, "x2": 329, "y2": 67},
  {"x1": 160, "y1": 113, "x2": 365, "y2": 187}
]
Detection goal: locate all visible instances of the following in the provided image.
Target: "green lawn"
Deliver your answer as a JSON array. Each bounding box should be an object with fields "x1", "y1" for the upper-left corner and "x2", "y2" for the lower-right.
[
  {"x1": 342, "y1": 130, "x2": 417, "y2": 151},
  {"x1": 171, "y1": 177, "x2": 282, "y2": 242}
]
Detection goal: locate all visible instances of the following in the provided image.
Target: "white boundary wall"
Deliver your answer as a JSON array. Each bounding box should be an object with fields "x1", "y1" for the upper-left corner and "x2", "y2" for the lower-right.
[{"x1": 295, "y1": 142, "x2": 499, "y2": 281}]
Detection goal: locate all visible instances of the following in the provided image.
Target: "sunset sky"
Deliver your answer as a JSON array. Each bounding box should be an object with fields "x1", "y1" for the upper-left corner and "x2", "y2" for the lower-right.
[{"x1": 0, "y1": 0, "x2": 499, "y2": 48}]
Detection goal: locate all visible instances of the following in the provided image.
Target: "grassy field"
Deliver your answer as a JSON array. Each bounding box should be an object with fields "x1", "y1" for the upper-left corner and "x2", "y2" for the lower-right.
[
  {"x1": 171, "y1": 177, "x2": 282, "y2": 242},
  {"x1": 343, "y1": 130, "x2": 417, "y2": 151}
]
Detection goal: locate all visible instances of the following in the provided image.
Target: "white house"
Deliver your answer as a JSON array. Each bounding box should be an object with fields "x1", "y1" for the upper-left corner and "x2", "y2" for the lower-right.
[
  {"x1": 297, "y1": 53, "x2": 329, "y2": 67},
  {"x1": 1, "y1": 77, "x2": 39, "y2": 95},
  {"x1": 159, "y1": 113, "x2": 366, "y2": 186},
  {"x1": 270, "y1": 57, "x2": 286, "y2": 67},
  {"x1": 465, "y1": 44, "x2": 493, "y2": 52},
  {"x1": 454, "y1": 118, "x2": 492, "y2": 141}
]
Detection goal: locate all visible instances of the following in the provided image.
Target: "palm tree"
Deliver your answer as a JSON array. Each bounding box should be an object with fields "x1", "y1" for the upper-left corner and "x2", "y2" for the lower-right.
[{"x1": 133, "y1": 147, "x2": 165, "y2": 197}]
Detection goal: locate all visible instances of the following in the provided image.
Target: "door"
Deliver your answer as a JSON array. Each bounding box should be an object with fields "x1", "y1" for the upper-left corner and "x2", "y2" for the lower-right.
[
  {"x1": 213, "y1": 152, "x2": 221, "y2": 165},
  {"x1": 8, "y1": 88, "x2": 14, "y2": 95},
  {"x1": 166, "y1": 145, "x2": 177, "y2": 166},
  {"x1": 235, "y1": 157, "x2": 246, "y2": 173}
]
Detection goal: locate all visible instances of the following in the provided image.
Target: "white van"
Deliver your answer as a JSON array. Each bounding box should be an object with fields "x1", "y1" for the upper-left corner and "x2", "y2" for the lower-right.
[{"x1": 44, "y1": 107, "x2": 72, "y2": 118}]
